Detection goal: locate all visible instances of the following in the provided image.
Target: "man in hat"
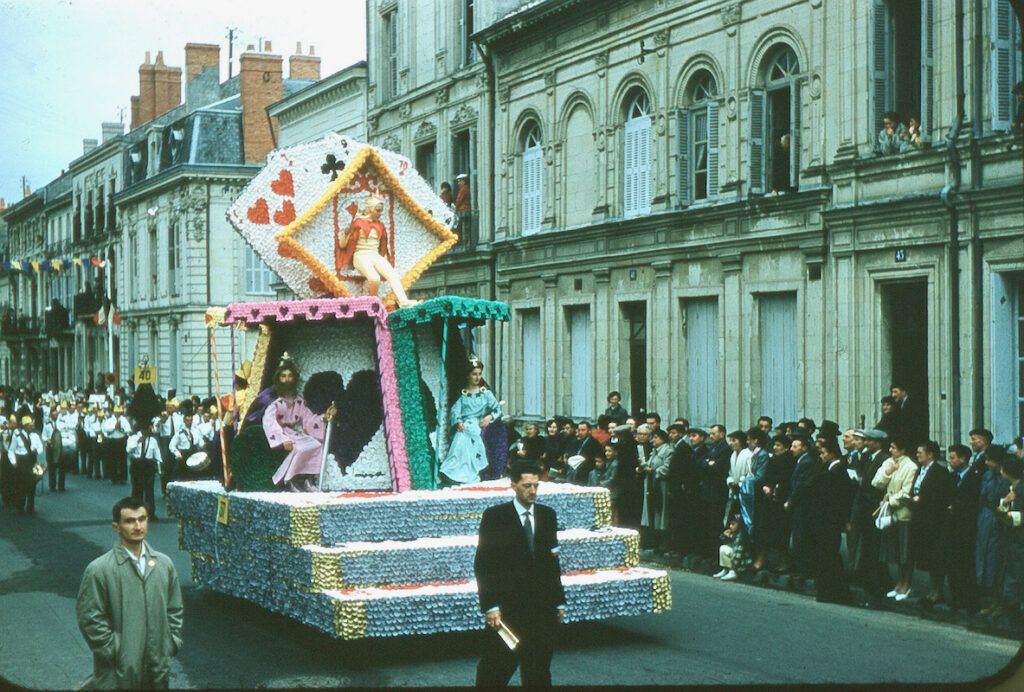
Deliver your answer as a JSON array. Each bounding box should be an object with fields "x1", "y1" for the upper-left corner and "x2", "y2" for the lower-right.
[
  {"x1": 155, "y1": 399, "x2": 184, "y2": 494},
  {"x1": 42, "y1": 407, "x2": 64, "y2": 492},
  {"x1": 7, "y1": 414, "x2": 45, "y2": 514},
  {"x1": 264, "y1": 356, "x2": 336, "y2": 491},
  {"x1": 74, "y1": 401, "x2": 89, "y2": 475},
  {"x1": 102, "y1": 406, "x2": 133, "y2": 485},
  {"x1": 169, "y1": 412, "x2": 204, "y2": 480},
  {"x1": 454, "y1": 173, "x2": 471, "y2": 213},
  {"x1": 57, "y1": 400, "x2": 79, "y2": 482},
  {"x1": 848, "y1": 429, "x2": 891, "y2": 605},
  {"x1": 784, "y1": 432, "x2": 822, "y2": 578},
  {"x1": 83, "y1": 406, "x2": 102, "y2": 479}
]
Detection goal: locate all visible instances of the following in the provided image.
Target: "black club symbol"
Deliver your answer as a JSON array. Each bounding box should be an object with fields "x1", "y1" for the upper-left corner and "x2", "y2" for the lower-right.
[{"x1": 321, "y1": 154, "x2": 344, "y2": 181}]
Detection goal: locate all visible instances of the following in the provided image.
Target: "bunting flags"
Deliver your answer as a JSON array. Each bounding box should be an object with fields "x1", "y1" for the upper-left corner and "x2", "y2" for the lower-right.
[{"x1": 0, "y1": 255, "x2": 107, "y2": 275}]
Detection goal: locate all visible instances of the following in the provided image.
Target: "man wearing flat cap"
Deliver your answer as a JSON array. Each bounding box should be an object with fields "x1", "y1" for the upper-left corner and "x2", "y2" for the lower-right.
[
  {"x1": 7, "y1": 414, "x2": 45, "y2": 514},
  {"x1": 848, "y1": 429, "x2": 891, "y2": 604}
]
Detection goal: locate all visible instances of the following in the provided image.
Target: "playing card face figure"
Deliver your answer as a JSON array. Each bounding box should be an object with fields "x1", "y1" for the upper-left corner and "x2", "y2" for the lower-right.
[{"x1": 228, "y1": 134, "x2": 458, "y2": 308}]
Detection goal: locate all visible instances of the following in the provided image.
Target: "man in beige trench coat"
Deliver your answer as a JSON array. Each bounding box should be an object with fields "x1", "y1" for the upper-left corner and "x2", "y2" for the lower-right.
[{"x1": 76, "y1": 496, "x2": 183, "y2": 689}]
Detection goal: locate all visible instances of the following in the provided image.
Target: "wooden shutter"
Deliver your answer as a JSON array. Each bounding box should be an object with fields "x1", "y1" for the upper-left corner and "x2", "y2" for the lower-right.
[
  {"x1": 677, "y1": 109, "x2": 691, "y2": 207},
  {"x1": 748, "y1": 89, "x2": 766, "y2": 195},
  {"x1": 758, "y1": 294, "x2": 798, "y2": 423},
  {"x1": 789, "y1": 80, "x2": 801, "y2": 190},
  {"x1": 992, "y1": 0, "x2": 1015, "y2": 131},
  {"x1": 686, "y1": 298, "x2": 720, "y2": 426},
  {"x1": 707, "y1": 101, "x2": 720, "y2": 199},
  {"x1": 623, "y1": 119, "x2": 639, "y2": 216},
  {"x1": 920, "y1": 0, "x2": 935, "y2": 137},
  {"x1": 636, "y1": 116, "x2": 651, "y2": 215},
  {"x1": 569, "y1": 307, "x2": 593, "y2": 419},
  {"x1": 872, "y1": 0, "x2": 891, "y2": 133},
  {"x1": 521, "y1": 310, "x2": 542, "y2": 415},
  {"x1": 522, "y1": 146, "x2": 542, "y2": 235}
]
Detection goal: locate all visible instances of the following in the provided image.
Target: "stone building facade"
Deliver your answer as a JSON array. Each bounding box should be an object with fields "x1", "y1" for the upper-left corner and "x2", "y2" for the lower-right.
[{"x1": 367, "y1": 0, "x2": 1023, "y2": 445}]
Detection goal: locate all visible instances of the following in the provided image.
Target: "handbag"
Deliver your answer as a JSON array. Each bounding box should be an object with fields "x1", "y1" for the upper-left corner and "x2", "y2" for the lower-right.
[{"x1": 873, "y1": 499, "x2": 894, "y2": 531}]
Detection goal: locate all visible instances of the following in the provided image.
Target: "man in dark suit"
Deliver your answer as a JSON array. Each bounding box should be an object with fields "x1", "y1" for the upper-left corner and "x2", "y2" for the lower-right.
[
  {"x1": 891, "y1": 384, "x2": 927, "y2": 450},
  {"x1": 806, "y1": 438, "x2": 855, "y2": 603},
  {"x1": 699, "y1": 425, "x2": 731, "y2": 557},
  {"x1": 475, "y1": 462, "x2": 566, "y2": 687},
  {"x1": 666, "y1": 424, "x2": 700, "y2": 556},
  {"x1": 939, "y1": 443, "x2": 984, "y2": 611},
  {"x1": 784, "y1": 433, "x2": 821, "y2": 577},
  {"x1": 563, "y1": 420, "x2": 601, "y2": 484},
  {"x1": 909, "y1": 440, "x2": 954, "y2": 605}
]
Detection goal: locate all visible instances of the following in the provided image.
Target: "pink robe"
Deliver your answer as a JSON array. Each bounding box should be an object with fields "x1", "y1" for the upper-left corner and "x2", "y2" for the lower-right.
[{"x1": 264, "y1": 396, "x2": 326, "y2": 486}]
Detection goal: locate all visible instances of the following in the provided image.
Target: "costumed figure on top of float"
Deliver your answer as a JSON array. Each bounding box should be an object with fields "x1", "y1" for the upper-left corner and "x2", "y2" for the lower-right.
[
  {"x1": 335, "y1": 194, "x2": 420, "y2": 308},
  {"x1": 439, "y1": 356, "x2": 503, "y2": 486},
  {"x1": 264, "y1": 354, "x2": 337, "y2": 492}
]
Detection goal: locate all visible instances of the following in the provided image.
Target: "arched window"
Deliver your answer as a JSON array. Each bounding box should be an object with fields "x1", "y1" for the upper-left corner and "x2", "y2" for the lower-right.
[
  {"x1": 623, "y1": 90, "x2": 652, "y2": 217},
  {"x1": 521, "y1": 124, "x2": 543, "y2": 236},
  {"x1": 749, "y1": 44, "x2": 801, "y2": 195},
  {"x1": 679, "y1": 69, "x2": 720, "y2": 205}
]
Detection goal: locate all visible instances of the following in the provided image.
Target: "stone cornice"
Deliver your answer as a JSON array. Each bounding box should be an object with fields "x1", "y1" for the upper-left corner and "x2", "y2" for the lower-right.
[{"x1": 114, "y1": 164, "x2": 259, "y2": 206}]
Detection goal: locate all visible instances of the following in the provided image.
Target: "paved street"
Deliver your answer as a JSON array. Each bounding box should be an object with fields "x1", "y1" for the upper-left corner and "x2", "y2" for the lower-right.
[{"x1": 1, "y1": 475, "x2": 1020, "y2": 689}]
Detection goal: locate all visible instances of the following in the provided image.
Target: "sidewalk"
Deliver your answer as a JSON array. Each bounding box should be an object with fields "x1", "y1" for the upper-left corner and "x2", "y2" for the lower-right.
[{"x1": 640, "y1": 548, "x2": 1024, "y2": 641}]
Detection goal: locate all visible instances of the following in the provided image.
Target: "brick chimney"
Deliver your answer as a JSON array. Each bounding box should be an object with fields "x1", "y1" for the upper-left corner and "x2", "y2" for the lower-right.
[
  {"x1": 151, "y1": 51, "x2": 182, "y2": 120},
  {"x1": 0, "y1": 198, "x2": 6, "y2": 212},
  {"x1": 185, "y1": 42, "x2": 220, "y2": 83},
  {"x1": 239, "y1": 45, "x2": 283, "y2": 163},
  {"x1": 135, "y1": 51, "x2": 156, "y2": 128},
  {"x1": 289, "y1": 42, "x2": 321, "y2": 81},
  {"x1": 101, "y1": 122, "x2": 124, "y2": 142},
  {"x1": 130, "y1": 96, "x2": 140, "y2": 129},
  {"x1": 83, "y1": 138, "x2": 98, "y2": 155}
]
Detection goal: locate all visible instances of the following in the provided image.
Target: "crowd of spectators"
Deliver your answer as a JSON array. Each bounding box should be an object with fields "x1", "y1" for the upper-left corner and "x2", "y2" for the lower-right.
[{"x1": 504, "y1": 388, "x2": 1024, "y2": 620}]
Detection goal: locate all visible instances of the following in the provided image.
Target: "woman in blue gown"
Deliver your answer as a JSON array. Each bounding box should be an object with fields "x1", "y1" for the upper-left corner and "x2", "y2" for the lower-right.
[{"x1": 439, "y1": 357, "x2": 503, "y2": 485}]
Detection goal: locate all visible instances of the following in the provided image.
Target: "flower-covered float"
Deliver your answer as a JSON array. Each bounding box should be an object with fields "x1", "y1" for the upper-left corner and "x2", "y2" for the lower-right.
[{"x1": 167, "y1": 134, "x2": 671, "y2": 640}]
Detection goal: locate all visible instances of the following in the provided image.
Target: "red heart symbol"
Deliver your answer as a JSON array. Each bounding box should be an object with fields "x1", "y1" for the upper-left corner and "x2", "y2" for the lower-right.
[
  {"x1": 247, "y1": 198, "x2": 270, "y2": 224},
  {"x1": 274, "y1": 200, "x2": 296, "y2": 226},
  {"x1": 271, "y1": 169, "x2": 294, "y2": 197}
]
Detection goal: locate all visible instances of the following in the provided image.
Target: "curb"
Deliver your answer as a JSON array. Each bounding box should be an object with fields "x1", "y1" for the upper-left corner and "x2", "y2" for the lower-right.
[{"x1": 639, "y1": 549, "x2": 1024, "y2": 641}]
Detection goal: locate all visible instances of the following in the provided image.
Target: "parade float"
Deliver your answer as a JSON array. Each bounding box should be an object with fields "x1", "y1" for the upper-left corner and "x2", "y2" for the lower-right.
[{"x1": 166, "y1": 133, "x2": 671, "y2": 640}]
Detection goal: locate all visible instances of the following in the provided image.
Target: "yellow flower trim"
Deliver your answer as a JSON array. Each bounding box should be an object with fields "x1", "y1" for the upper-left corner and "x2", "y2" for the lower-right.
[
  {"x1": 334, "y1": 599, "x2": 369, "y2": 640},
  {"x1": 238, "y1": 324, "x2": 271, "y2": 423},
  {"x1": 274, "y1": 146, "x2": 459, "y2": 304},
  {"x1": 311, "y1": 552, "x2": 341, "y2": 590},
  {"x1": 289, "y1": 506, "x2": 321, "y2": 547},
  {"x1": 204, "y1": 307, "x2": 227, "y2": 327}
]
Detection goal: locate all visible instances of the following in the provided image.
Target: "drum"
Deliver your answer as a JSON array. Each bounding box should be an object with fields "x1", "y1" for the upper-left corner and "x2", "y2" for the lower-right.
[
  {"x1": 106, "y1": 431, "x2": 128, "y2": 441},
  {"x1": 185, "y1": 451, "x2": 211, "y2": 474}
]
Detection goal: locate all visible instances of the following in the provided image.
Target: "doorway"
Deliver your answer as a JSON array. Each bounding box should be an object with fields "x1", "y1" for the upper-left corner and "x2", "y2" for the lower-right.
[
  {"x1": 880, "y1": 280, "x2": 929, "y2": 437},
  {"x1": 620, "y1": 302, "x2": 647, "y2": 418}
]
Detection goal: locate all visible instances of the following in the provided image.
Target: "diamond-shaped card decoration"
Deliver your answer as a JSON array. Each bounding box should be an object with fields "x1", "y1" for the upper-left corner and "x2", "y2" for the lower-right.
[{"x1": 228, "y1": 134, "x2": 458, "y2": 306}]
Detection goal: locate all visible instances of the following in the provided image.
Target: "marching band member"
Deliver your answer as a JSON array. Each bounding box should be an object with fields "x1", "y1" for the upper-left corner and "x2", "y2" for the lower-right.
[
  {"x1": 102, "y1": 405, "x2": 133, "y2": 485},
  {"x1": 127, "y1": 421, "x2": 162, "y2": 520}
]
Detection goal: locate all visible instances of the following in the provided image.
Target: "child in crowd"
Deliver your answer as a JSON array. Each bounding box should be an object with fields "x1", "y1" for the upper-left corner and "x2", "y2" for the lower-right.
[{"x1": 714, "y1": 514, "x2": 753, "y2": 582}]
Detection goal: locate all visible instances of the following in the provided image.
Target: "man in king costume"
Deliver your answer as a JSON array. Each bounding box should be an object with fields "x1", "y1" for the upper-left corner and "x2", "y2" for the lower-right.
[{"x1": 264, "y1": 355, "x2": 336, "y2": 492}]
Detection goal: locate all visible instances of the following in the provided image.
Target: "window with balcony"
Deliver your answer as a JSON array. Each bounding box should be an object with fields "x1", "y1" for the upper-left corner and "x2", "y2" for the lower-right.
[
  {"x1": 623, "y1": 90, "x2": 652, "y2": 218},
  {"x1": 750, "y1": 45, "x2": 801, "y2": 195},
  {"x1": 521, "y1": 124, "x2": 543, "y2": 236},
  {"x1": 679, "y1": 70, "x2": 720, "y2": 205},
  {"x1": 871, "y1": 0, "x2": 936, "y2": 140}
]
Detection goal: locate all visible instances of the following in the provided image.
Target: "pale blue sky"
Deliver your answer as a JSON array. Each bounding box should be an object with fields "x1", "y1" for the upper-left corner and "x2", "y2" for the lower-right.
[{"x1": 0, "y1": 0, "x2": 367, "y2": 205}]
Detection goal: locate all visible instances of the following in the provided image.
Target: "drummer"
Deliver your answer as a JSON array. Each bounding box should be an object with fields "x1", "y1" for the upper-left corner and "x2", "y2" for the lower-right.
[
  {"x1": 84, "y1": 407, "x2": 103, "y2": 480},
  {"x1": 197, "y1": 405, "x2": 220, "y2": 451},
  {"x1": 169, "y1": 411, "x2": 203, "y2": 480},
  {"x1": 127, "y1": 420, "x2": 162, "y2": 520},
  {"x1": 101, "y1": 405, "x2": 132, "y2": 485}
]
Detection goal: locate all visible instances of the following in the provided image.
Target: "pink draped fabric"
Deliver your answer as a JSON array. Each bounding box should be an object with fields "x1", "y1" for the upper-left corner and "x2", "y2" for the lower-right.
[{"x1": 264, "y1": 396, "x2": 326, "y2": 486}]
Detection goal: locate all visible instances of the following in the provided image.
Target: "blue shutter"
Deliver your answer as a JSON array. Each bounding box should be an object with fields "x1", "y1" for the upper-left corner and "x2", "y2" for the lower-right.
[
  {"x1": 759, "y1": 293, "x2": 798, "y2": 423},
  {"x1": 707, "y1": 101, "x2": 720, "y2": 199},
  {"x1": 686, "y1": 298, "x2": 720, "y2": 427},
  {"x1": 992, "y1": 0, "x2": 1015, "y2": 131},
  {"x1": 872, "y1": 0, "x2": 891, "y2": 133},
  {"x1": 789, "y1": 80, "x2": 801, "y2": 190},
  {"x1": 677, "y1": 109, "x2": 691, "y2": 206},
  {"x1": 748, "y1": 89, "x2": 766, "y2": 195},
  {"x1": 521, "y1": 310, "x2": 542, "y2": 415},
  {"x1": 569, "y1": 307, "x2": 593, "y2": 419},
  {"x1": 920, "y1": 0, "x2": 935, "y2": 137}
]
